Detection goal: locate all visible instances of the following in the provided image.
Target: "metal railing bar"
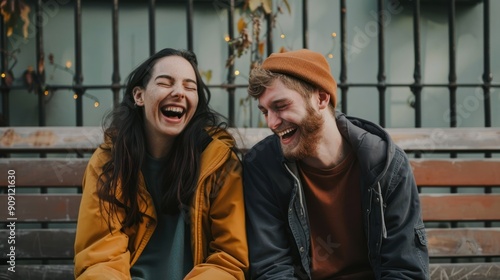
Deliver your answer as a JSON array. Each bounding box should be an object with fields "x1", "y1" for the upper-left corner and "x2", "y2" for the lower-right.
[
  {"x1": 36, "y1": 0, "x2": 46, "y2": 126},
  {"x1": 265, "y1": 13, "x2": 273, "y2": 56},
  {"x1": 111, "y1": 0, "x2": 121, "y2": 109},
  {"x1": 339, "y1": 0, "x2": 348, "y2": 115},
  {"x1": 302, "y1": 0, "x2": 308, "y2": 49},
  {"x1": 1, "y1": 6, "x2": 10, "y2": 125},
  {"x1": 226, "y1": 0, "x2": 235, "y2": 126},
  {"x1": 482, "y1": 0, "x2": 492, "y2": 128},
  {"x1": 448, "y1": 0, "x2": 457, "y2": 128},
  {"x1": 149, "y1": 0, "x2": 156, "y2": 56},
  {"x1": 186, "y1": 0, "x2": 194, "y2": 51},
  {"x1": 74, "y1": 0, "x2": 84, "y2": 127},
  {"x1": 377, "y1": 0, "x2": 386, "y2": 127},
  {"x1": 412, "y1": 0, "x2": 422, "y2": 128},
  {"x1": 4, "y1": 82, "x2": 497, "y2": 92}
]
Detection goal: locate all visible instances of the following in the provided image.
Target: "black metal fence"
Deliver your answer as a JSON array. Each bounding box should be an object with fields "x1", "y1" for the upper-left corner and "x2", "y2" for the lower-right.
[{"x1": 0, "y1": 0, "x2": 497, "y2": 128}]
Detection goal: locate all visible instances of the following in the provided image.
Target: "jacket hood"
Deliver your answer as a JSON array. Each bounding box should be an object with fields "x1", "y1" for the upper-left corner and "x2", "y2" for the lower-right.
[{"x1": 335, "y1": 111, "x2": 396, "y2": 188}]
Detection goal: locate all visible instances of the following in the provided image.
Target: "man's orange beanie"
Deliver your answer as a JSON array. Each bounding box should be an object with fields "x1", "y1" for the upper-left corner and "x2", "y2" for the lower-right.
[{"x1": 261, "y1": 49, "x2": 338, "y2": 107}]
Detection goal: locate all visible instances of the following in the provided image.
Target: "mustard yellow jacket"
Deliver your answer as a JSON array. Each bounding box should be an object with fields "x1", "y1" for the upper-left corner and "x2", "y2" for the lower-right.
[{"x1": 74, "y1": 132, "x2": 248, "y2": 279}]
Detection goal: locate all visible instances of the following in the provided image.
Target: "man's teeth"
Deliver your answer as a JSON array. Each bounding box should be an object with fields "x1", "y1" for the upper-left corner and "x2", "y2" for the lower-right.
[{"x1": 278, "y1": 128, "x2": 294, "y2": 137}]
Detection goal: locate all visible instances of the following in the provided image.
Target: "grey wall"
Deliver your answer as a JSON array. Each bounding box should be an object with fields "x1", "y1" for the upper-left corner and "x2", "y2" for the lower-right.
[{"x1": 5, "y1": 0, "x2": 500, "y2": 128}]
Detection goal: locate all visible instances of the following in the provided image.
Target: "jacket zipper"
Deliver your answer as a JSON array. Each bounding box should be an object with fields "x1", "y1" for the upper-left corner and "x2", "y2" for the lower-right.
[{"x1": 284, "y1": 163, "x2": 305, "y2": 216}]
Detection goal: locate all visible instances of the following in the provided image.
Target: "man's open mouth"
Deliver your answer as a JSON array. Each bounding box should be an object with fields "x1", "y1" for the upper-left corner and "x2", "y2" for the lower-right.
[{"x1": 277, "y1": 127, "x2": 297, "y2": 140}]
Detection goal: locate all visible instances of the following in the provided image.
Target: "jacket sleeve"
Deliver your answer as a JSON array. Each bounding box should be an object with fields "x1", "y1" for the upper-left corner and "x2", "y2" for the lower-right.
[
  {"x1": 378, "y1": 148, "x2": 429, "y2": 279},
  {"x1": 185, "y1": 153, "x2": 249, "y2": 280},
  {"x1": 243, "y1": 150, "x2": 298, "y2": 280},
  {"x1": 74, "y1": 150, "x2": 132, "y2": 280}
]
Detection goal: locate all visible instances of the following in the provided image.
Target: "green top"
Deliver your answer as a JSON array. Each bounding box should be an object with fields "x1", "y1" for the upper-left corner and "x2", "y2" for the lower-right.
[{"x1": 130, "y1": 153, "x2": 193, "y2": 280}]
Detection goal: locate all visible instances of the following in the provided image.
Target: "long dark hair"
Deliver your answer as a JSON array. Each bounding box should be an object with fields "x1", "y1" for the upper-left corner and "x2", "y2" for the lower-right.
[{"x1": 97, "y1": 48, "x2": 227, "y2": 229}]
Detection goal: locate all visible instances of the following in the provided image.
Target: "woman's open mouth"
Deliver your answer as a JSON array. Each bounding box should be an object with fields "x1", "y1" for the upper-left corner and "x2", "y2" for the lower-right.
[{"x1": 161, "y1": 106, "x2": 185, "y2": 119}]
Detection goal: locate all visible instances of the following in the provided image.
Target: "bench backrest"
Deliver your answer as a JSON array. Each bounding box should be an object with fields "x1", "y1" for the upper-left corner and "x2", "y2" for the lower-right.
[{"x1": 1, "y1": 126, "x2": 500, "y2": 279}]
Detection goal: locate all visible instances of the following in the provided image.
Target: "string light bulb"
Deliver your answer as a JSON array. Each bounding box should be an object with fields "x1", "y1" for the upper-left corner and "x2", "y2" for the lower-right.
[
  {"x1": 94, "y1": 101, "x2": 100, "y2": 108},
  {"x1": 224, "y1": 35, "x2": 230, "y2": 42},
  {"x1": 44, "y1": 90, "x2": 49, "y2": 96},
  {"x1": 328, "y1": 53, "x2": 334, "y2": 59},
  {"x1": 331, "y1": 32, "x2": 337, "y2": 37},
  {"x1": 0, "y1": 73, "x2": 5, "y2": 78},
  {"x1": 234, "y1": 70, "x2": 240, "y2": 76},
  {"x1": 280, "y1": 34, "x2": 285, "y2": 39},
  {"x1": 73, "y1": 93, "x2": 78, "y2": 99}
]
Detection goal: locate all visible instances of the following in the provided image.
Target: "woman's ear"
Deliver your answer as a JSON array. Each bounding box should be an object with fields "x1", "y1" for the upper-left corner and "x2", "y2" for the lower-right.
[{"x1": 133, "y1": 87, "x2": 145, "y2": 106}]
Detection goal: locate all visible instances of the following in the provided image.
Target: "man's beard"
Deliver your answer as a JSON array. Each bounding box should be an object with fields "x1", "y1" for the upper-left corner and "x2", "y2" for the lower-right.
[{"x1": 282, "y1": 103, "x2": 323, "y2": 160}]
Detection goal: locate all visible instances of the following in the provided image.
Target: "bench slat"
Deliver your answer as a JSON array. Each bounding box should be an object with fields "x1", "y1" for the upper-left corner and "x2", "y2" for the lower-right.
[
  {"x1": 0, "y1": 229, "x2": 75, "y2": 259},
  {"x1": 429, "y1": 263, "x2": 500, "y2": 280},
  {"x1": 2, "y1": 193, "x2": 500, "y2": 222},
  {"x1": 0, "y1": 194, "x2": 81, "y2": 222},
  {"x1": 411, "y1": 159, "x2": 500, "y2": 186},
  {"x1": 1, "y1": 228, "x2": 498, "y2": 260},
  {"x1": 427, "y1": 228, "x2": 500, "y2": 257},
  {"x1": 0, "y1": 263, "x2": 498, "y2": 280},
  {"x1": 1, "y1": 127, "x2": 500, "y2": 153},
  {"x1": 0, "y1": 158, "x2": 88, "y2": 187},
  {"x1": 421, "y1": 194, "x2": 500, "y2": 221},
  {"x1": 0, "y1": 265, "x2": 74, "y2": 280},
  {"x1": 0, "y1": 126, "x2": 102, "y2": 153},
  {"x1": 1, "y1": 158, "x2": 499, "y2": 188},
  {"x1": 388, "y1": 127, "x2": 500, "y2": 153}
]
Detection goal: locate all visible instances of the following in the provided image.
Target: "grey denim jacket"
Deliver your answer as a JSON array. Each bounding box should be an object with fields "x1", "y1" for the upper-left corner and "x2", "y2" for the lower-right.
[{"x1": 243, "y1": 112, "x2": 429, "y2": 280}]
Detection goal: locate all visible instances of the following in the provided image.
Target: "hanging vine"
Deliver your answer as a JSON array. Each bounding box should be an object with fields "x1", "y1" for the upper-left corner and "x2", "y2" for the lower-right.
[{"x1": 226, "y1": 0, "x2": 291, "y2": 71}]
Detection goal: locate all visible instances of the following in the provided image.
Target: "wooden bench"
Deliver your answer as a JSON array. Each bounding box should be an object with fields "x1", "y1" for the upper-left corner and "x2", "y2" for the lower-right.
[{"x1": 0, "y1": 126, "x2": 499, "y2": 279}]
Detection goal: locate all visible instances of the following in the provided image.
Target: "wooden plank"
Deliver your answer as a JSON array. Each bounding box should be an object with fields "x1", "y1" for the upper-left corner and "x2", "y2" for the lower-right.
[
  {"x1": 0, "y1": 265, "x2": 74, "y2": 280},
  {"x1": 421, "y1": 194, "x2": 500, "y2": 221},
  {"x1": 0, "y1": 263, "x2": 498, "y2": 280},
  {"x1": 0, "y1": 229, "x2": 75, "y2": 259},
  {"x1": 0, "y1": 158, "x2": 87, "y2": 187},
  {"x1": 1, "y1": 126, "x2": 500, "y2": 153},
  {"x1": 1, "y1": 228, "x2": 497, "y2": 259},
  {"x1": 429, "y1": 263, "x2": 500, "y2": 280},
  {"x1": 0, "y1": 194, "x2": 81, "y2": 222},
  {"x1": 387, "y1": 127, "x2": 500, "y2": 153},
  {"x1": 411, "y1": 159, "x2": 500, "y2": 186},
  {"x1": 427, "y1": 228, "x2": 500, "y2": 257},
  {"x1": 1, "y1": 157, "x2": 499, "y2": 189},
  {"x1": 0, "y1": 126, "x2": 103, "y2": 153}
]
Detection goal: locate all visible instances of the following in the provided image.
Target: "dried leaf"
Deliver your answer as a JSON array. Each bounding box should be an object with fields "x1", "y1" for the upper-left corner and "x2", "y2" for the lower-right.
[
  {"x1": 237, "y1": 17, "x2": 246, "y2": 34},
  {"x1": 262, "y1": 0, "x2": 272, "y2": 14},
  {"x1": 283, "y1": 0, "x2": 291, "y2": 14},
  {"x1": 20, "y1": 2, "x2": 30, "y2": 38},
  {"x1": 23, "y1": 68, "x2": 33, "y2": 92},
  {"x1": 225, "y1": 55, "x2": 235, "y2": 68},
  {"x1": 38, "y1": 54, "x2": 44, "y2": 74},
  {"x1": 48, "y1": 53, "x2": 54, "y2": 65},
  {"x1": 202, "y1": 69, "x2": 212, "y2": 84},
  {"x1": 258, "y1": 41, "x2": 265, "y2": 56},
  {"x1": 248, "y1": 0, "x2": 261, "y2": 12}
]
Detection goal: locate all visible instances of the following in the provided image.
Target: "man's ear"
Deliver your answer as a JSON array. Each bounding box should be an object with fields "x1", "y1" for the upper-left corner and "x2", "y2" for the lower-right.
[
  {"x1": 133, "y1": 87, "x2": 145, "y2": 106},
  {"x1": 317, "y1": 90, "x2": 330, "y2": 110}
]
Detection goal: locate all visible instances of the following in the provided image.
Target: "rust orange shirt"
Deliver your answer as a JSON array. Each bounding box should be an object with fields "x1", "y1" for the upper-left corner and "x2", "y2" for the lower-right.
[{"x1": 299, "y1": 151, "x2": 375, "y2": 280}]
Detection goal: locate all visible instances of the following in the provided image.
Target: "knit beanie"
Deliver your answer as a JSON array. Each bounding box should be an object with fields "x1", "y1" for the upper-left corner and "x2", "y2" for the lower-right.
[{"x1": 261, "y1": 49, "x2": 337, "y2": 107}]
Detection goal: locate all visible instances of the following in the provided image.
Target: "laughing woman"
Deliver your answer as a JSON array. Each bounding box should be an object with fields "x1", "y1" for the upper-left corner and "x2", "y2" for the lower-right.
[{"x1": 74, "y1": 48, "x2": 248, "y2": 280}]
